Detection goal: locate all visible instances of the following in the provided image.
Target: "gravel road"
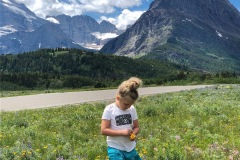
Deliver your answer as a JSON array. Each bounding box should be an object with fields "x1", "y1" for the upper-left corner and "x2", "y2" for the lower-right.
[{"x1": 0, "y1": 85, "x2": 213, "y2": 111}]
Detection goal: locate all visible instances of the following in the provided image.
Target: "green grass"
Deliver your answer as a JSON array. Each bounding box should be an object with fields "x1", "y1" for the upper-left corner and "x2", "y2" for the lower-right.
[{"x1": 1, "y1": 85, "x2": 240, "y2": 159}]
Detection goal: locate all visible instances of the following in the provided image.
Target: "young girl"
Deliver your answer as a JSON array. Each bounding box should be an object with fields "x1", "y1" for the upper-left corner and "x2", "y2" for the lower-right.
[{"x1": 101, "y1": 77, "x2": 142, "y2": 160}]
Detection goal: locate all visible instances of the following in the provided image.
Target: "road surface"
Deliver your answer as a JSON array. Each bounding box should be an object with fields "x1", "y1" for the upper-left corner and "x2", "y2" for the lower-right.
[{"x1": 0, "y1": 85, "x2": 213, "y2": 111}]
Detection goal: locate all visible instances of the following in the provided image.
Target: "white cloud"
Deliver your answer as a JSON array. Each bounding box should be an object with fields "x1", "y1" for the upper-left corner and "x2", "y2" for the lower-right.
[
  {"x1": 13, "y1": 0, "x2": 146, "y2": 30},
  {"x1": 100, "y1": 9, "x2": 145, "y2": 30},
  {"x1": 14, "y1": 0, "x2": 142, "y2": 18},
  {"x1": 91, "y1": 32, "x2": 118, "y2": 40},
  {"x1": 46, "y1": 17, "x2": 60, "y2": 24}
]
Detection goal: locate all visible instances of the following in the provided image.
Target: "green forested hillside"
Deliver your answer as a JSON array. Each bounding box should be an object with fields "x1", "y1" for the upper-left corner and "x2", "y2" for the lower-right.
[
  {"x1": 140, "y1": 41, "x2": 240, "y2": 72},
  {"x1": 1, "y1": 48, "x2": 239, "y2": 91},
  {"x1": 0, "y1": 48, "x2": 185, "y2": 90}
]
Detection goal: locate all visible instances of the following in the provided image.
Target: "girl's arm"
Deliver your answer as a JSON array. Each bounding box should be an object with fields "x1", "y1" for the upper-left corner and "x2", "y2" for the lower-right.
[
  {"x1": 132, "y1": 119, "x2": 140, "y2": 135},
  {"x1": 101, "y1": 119, "x2": 132, "y2": 136}
]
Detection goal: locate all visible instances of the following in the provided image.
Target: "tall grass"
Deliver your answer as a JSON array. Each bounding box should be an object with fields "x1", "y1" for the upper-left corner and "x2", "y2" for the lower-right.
[{"x1": 1, "y1": 85, "x2": 239, "y2": 159}]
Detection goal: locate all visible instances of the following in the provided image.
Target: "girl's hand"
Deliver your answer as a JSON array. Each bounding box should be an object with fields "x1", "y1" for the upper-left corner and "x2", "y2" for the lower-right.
[
  {"x1": 129, "y1": 133, "x2": 136, "y2": 141},
  {"x1": 121, "y1": 129, "x2": 133, "y2": 136}
]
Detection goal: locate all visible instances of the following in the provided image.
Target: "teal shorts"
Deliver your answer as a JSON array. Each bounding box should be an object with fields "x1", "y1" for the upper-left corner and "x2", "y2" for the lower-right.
[{"x1": 107, "y1": 147, "x2": 142, "y2": 160}]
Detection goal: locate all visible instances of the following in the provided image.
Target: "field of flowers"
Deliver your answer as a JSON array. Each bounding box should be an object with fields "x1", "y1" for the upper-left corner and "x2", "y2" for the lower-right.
[{"x1": 1, "y1": 85, "x2": 240, "y2": 159}]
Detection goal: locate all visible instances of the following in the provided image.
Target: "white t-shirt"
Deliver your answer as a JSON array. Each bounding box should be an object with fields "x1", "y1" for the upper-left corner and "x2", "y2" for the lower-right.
[{"x1": 101, "y1": 103, "x2": 138, "y2": 152}]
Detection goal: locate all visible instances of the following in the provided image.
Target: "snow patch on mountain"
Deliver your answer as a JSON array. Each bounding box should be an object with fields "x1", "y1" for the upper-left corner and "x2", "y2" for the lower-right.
[
  {"x1": 216, "y1": 30, "x2": 223, "y2": 37},
  {"x1": 91, "y1": 32, "x2": 118, "y2": 40},
  {"x1": 0, "y1": 25, "x2": 18, "y2": 36},
  {"x1": 3, "y1": 0, "x2": 36, "y2": 20},
  {"x1": 2, "y1": 0, "x2": 12, "y2": 4},
  {"x1": 46, "y1": 17, "x2": 60, "y2": 24},
  {"x1": 84, "y1": 43, "x2": 103, "y2": 50}
]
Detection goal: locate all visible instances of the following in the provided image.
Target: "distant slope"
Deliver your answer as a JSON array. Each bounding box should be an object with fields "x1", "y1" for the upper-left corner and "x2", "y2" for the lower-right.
[
  {"x1": 0, "y1": 48, "x2": 185, "y2": 79},
  {"x1": 0, "y1": 0, "x2": 86, "y2": 54},
  {"x1": 48, "y1": 15, "x2": 120, "y2": 49},
  {"x1": 0, "y1": 48, "x2": 191, "y2": 90},
  {"x1": 0, "y1": 23, "x2": 86, "y2": 54},
  {"x1": 0, "y1": 0, "x2": 46, "y2": 32},
  {"x1": 100, "y1": 0, "x2": 240, "y2": 72}
]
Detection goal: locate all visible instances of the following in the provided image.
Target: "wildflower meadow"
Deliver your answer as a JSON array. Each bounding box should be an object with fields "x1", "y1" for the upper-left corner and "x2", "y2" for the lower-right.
[{"x1": 1, "y1": 85, "x2": 239, "y2": 159}]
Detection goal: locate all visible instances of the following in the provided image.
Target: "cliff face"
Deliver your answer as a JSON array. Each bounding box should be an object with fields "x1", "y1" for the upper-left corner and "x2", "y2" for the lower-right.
[
  {"x1": 0, "y1": 0, "x2": 46, "y2": 32},
  {"x1": 0, "y1": 23, "x2": 85, "y2": 54},
  {"x1": 0, "y1": 0, "x2": 120, "y2": 54},
  {"x1": 100, "y1": 0, "x2": 240, "y2": 71},
  {"x1": 52, "y1": 15, "x2": 119, "y2": 45},
  {"x1": 99, "y1": 20, "x2": 118, "y2": 33}
]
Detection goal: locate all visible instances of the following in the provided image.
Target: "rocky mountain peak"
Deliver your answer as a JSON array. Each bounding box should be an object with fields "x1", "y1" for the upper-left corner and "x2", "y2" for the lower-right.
[
  {"x1": 149, "y1": 0, "x2": 240, "y2": 36},
  {"x1": 0, "y1": 0, "x2": 120, "y2": 54},
  {"x1": 99, "y1": 20, "x2": 117, "y2": 33},
  {"x1": 100, "y1": 0, "x2": 240, "y2": 72},
  {"x1": 0, "y1": 0, "x2": 46, "y2": 32}
]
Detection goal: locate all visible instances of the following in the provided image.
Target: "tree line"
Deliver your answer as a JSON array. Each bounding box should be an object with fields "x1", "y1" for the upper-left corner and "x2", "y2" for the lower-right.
[
  {"x1": 0, "y1": 48, "x2": 239, "y2": 91},
  {"x1": 0, "y1": 48, "x2": 181, "y2": 90}
]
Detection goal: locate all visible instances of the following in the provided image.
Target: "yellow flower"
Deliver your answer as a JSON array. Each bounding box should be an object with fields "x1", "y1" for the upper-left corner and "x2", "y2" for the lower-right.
[
  {"x1": 129, "y1": 133, "x2": 136, "y2": 141},
  {"x1": 94, "y1": 155, "x2": 101, "y2": 160},
  {"x1": 44, "y1": 146, "x2": 48, "y2": 149},
  {"x1": 22, "y1": 152, "x2": 26, "y2": 156},
  {"x1": 142, "y1": 148, "x2": 147, "y2": 154}
]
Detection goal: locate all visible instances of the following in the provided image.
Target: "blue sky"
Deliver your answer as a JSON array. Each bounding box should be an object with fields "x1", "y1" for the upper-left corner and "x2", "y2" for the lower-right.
[
  {"x1": 87, "y1": 0, "x2": 240, "y2": 18},
  {"x1": 229, "y1": 0, "x2": 240, "y2": 10},
  {"x1": 16, "y1": 0, "x2": 240, "y2": 30}
]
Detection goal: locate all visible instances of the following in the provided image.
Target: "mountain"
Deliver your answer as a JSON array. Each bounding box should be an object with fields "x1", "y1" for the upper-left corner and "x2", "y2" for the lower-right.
[
  {"x1": 0, "y1": 0, "x2": 120, "y2": 54},
  {"x1": 99, "y1": 20, "x2": 118, "y2": 33},
  {"x1": 0, "y1": 0, "x2": 46, "y2": 35},
  {"x1": 0, "y1": 0, "x2": 88, "y2": 54},
  {"x1": 50, "y1": 15, "x2": 99, "y2": 45},
  {"x1": 0, "y1": 22, "x2": 86, "y2": 54},
  {"x1": 100, "y1": 0, "x2": 240, "y2": 72},
  {"x1": 49, "y1": 15, "x2": 120, "y2": 49}
]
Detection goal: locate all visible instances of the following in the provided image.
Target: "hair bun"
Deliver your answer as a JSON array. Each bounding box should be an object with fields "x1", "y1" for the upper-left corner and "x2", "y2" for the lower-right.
[
  {"x1": 128, "y1": 77, "x2": 142, "y2": 90},
  {"x1": 117, "y1": 77, "x2": 142, "y2": 100}
]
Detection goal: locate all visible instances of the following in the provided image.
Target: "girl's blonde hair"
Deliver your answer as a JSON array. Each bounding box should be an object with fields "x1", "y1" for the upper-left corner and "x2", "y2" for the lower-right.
[{"x1": 117, "y1": 77, "x2": 143, "y2": 101}]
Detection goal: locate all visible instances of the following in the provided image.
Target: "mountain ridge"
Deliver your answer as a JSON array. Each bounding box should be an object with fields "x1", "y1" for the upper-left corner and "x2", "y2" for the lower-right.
[
  {"x1": 100, "y1": 0, "x2": 240, "y2": 72},
  {"x1": 0, "y1": 0, "x2": 121, "y2": 54},
  {"x1": 0, "y1": 22, "x2": 86, "y2": 54},
  {"x1": 0, "y1": 0, "x2": 46, "y2": 32}
]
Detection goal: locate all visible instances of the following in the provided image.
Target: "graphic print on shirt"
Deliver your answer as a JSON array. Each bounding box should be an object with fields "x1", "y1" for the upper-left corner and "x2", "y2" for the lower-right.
[{"x1": 115, "y1": 114, "x2": 132, "y2": 126}]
